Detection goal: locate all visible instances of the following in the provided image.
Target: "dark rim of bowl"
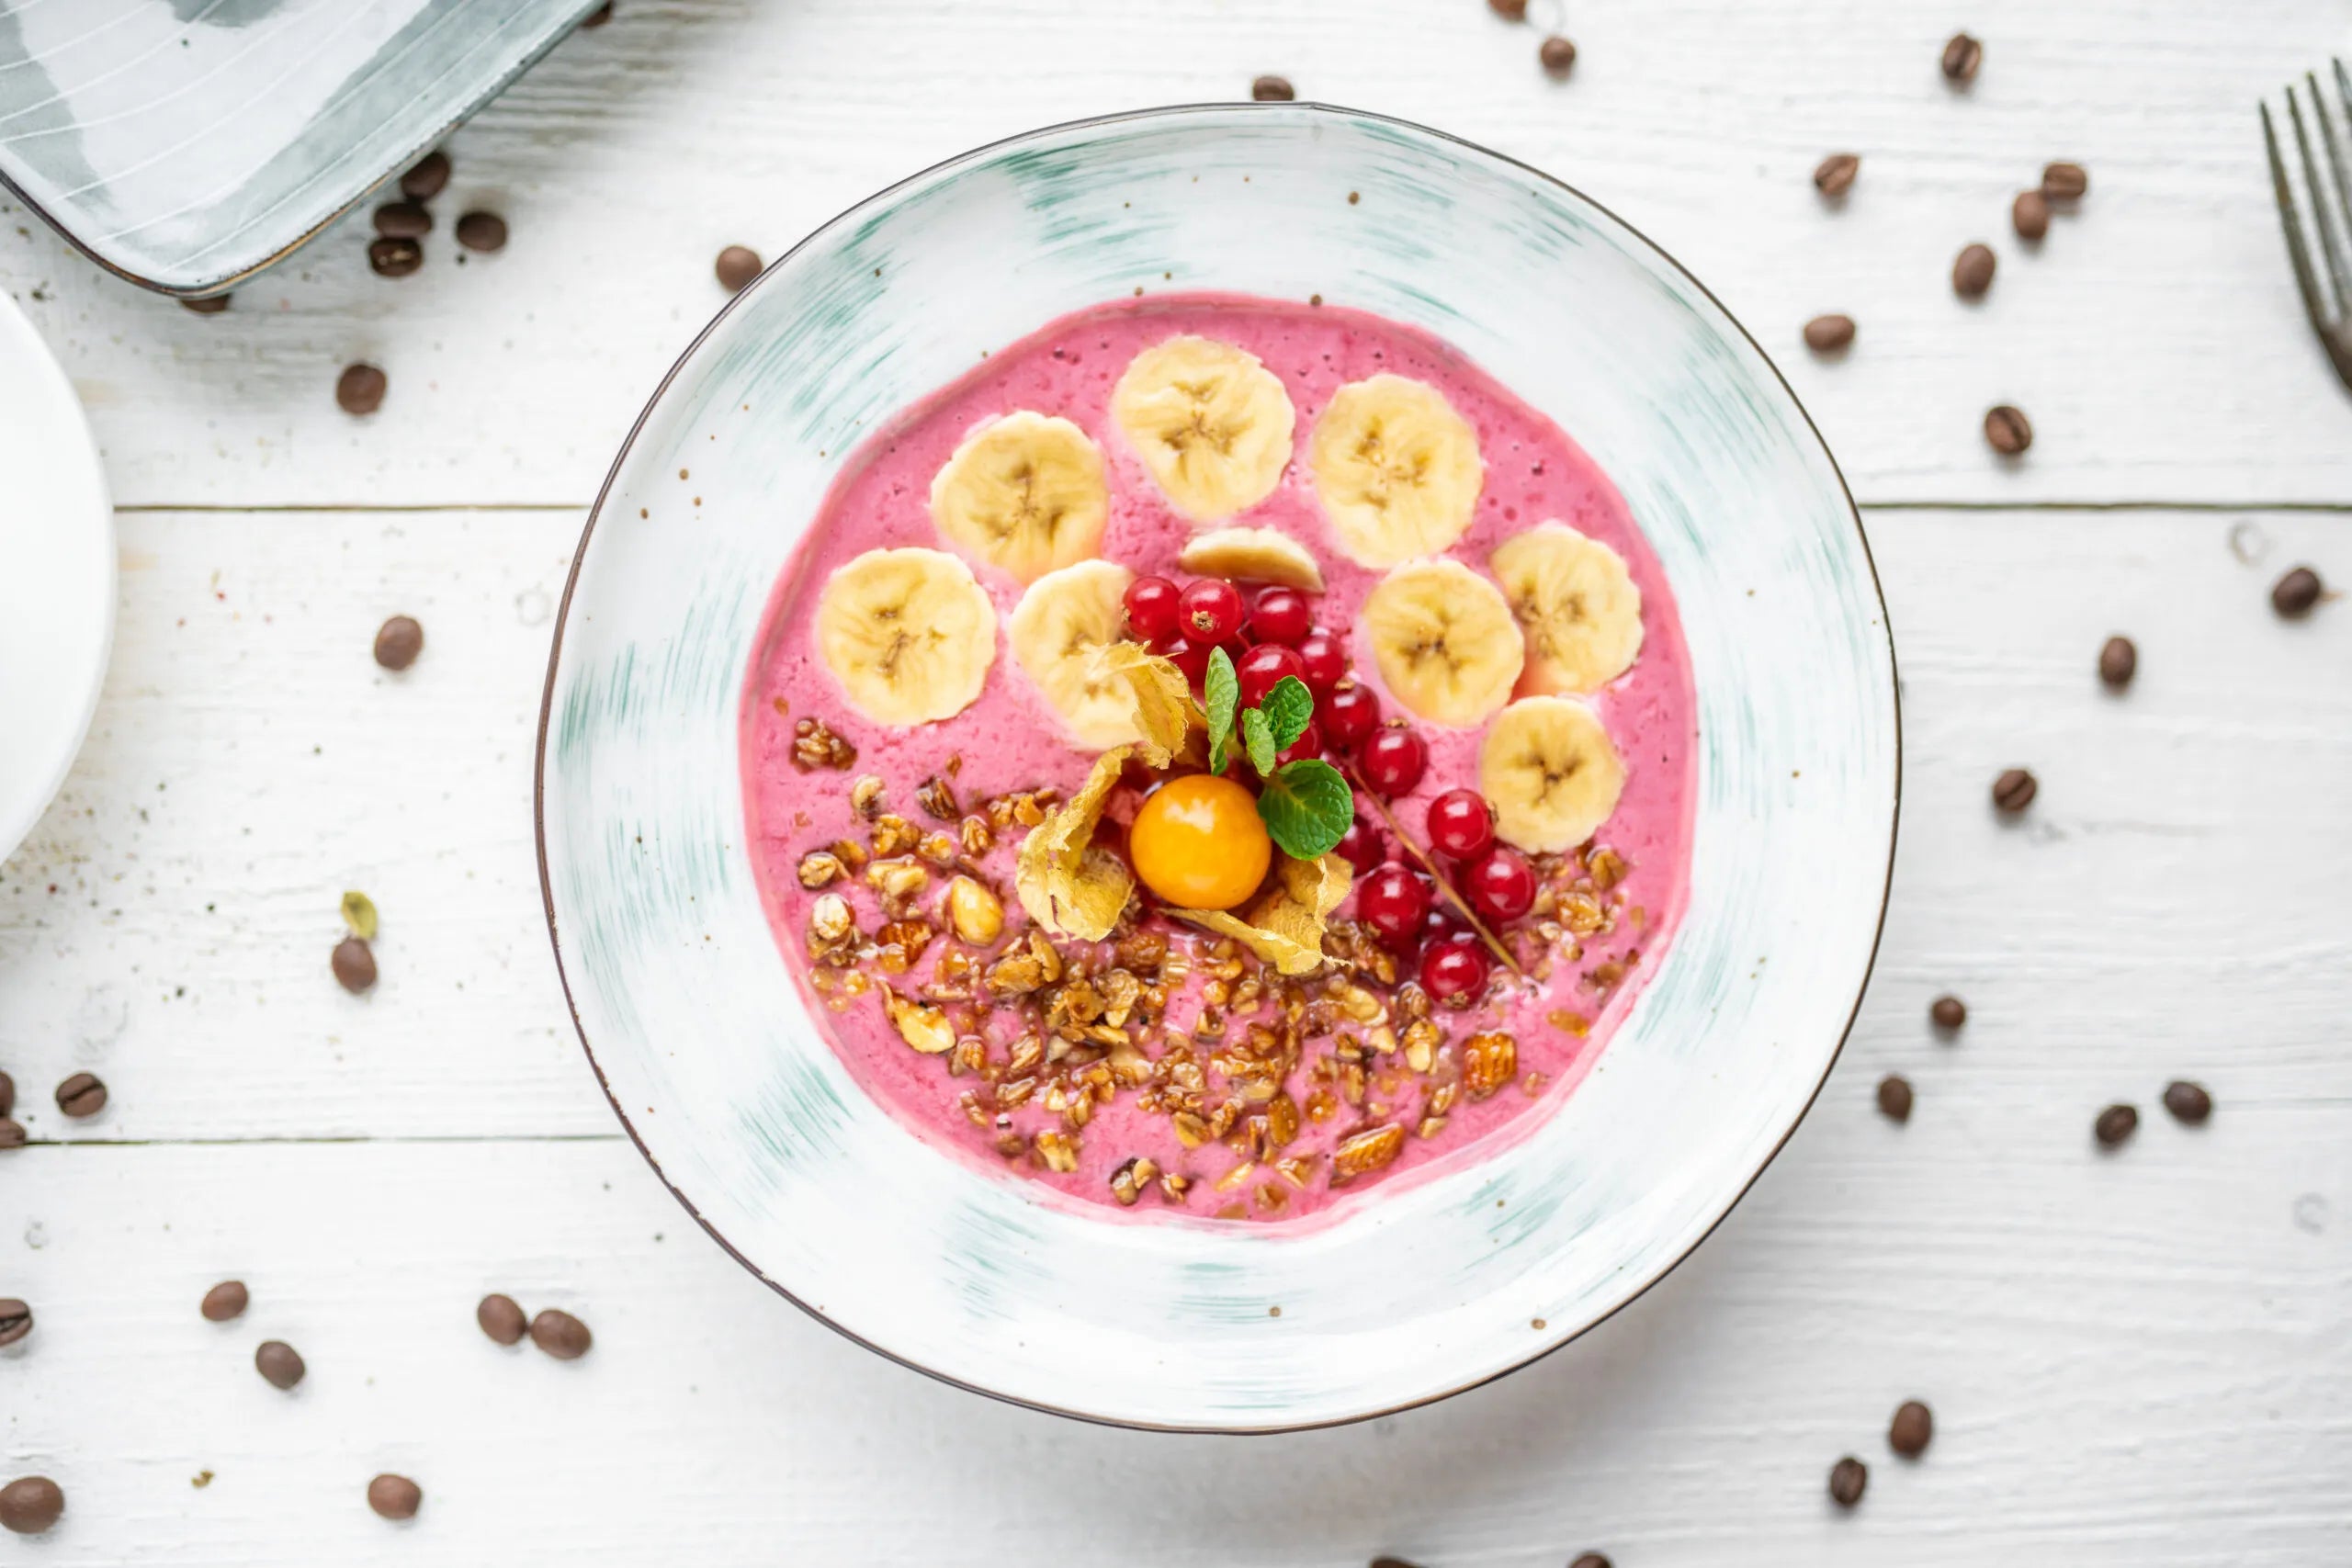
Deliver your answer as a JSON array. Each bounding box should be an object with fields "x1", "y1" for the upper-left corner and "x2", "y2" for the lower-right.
[{"x1": 532, "y1": 99, "x2": 1902, "y2": 1436}]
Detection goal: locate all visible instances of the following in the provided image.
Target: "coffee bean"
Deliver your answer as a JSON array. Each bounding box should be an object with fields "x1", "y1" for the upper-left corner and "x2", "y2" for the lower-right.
[
  {"x1": 1940, "y1": 32, "x2": 1982, "y2": 83},
  {"x1": 400, "y1": 150, "x2": 450, "y2": 201},
  {"x1": 2163, "y1": 1080, "x2": 2213, "y2": 1124},
  {"x1": 0, "y1": 1068, "x2": 12, "y2": 1118},
  {"x1": 0, "y1": 1299, "x2": 29, "y2": 1348},
  {"x1": 1538, "y1": 35, "x2": 1577, "y2": 74},
  {"x1": 1929, "y1": 994, "x2": 1967, "y2": 1031},
  {"x1": 374, "y1": 615, "x2": 424, "y2": 671},
  {"x1": 1250, "y1": 74, "x2": 1295, "y2": 102},
  {"x1": 367, "y1": 1473, "x2": 423, "y2": 1521},
  {"x1": 368, "y1": 237, "x2": 424, "y2": 278},
  {"x1": 0, "y1": 1122, "x2": 22, "y2": 1151},
  {"x1": 2041, "y1": 162, "x2": 2088, "y2": 201},
  {"x1": 1992, "y1": 767, "x2": 2037, "y2": 812},
  {"x1": 1814, "y1": 152, "x2": 1860, "y2": 197},
  {"x1": 529, "y1": 1307, "x2": 593, "y2": 1359},
  {"x1": 255, "y1": 1339, "x2": 306, "y2": 1390},
  {"x1": 372, "y1": 202, "x2": 431, "y2": 239},
  {"x1": 1889, "y1": 1399, "x2": 1934, "y2": 1456},
  {"x1": 1487, "y1": 0, "x2": 1527, "y2": 17},
  {"x1": 2094, "y1": 1103, "x2": 2139, "y2": 1148},
  {"x1": 1952, "y1": 243, "x2": 1997, "y2": 299},
  {"x1": 715, "y1": 244, "x2": 762, "y2": 293},
  {"x1": 2098, "y1": 635, "x2": 2137, "y2": 688},
  {"x1": 181, "y1": 294, "x2": 232, "y2": 314},
  {"x1": 0, "y1": 1476, "x2": 63, "y2": 1535},
  {"x1": 1876, "y1": 1075, "x2": 1914, "y2": 1122},
  {"x1": 54, "y1": 1072, "x2": 106, "y2": 1119},
  {"x1": 1370, "y1": 1559, "x2": 1424, "y2": 1568},
  {"x1": 1804, "y1": 313, "x2": 1856, "y2": 354},
  {"x1": 2271, "y1": 565, "x2": 2324, "y2": 617},
  {"x1": 1984, "y1": 404, "x2": 2032, "y2": 456},
  {"x1": 1569, "y1": 1555, "x2": 1611, "y2": 1568},
  {"x1": 454, "y1": 211, "x2": 507, "y2": 254},
  {"x1": 581, "y1": 1, "x2": 613, "y2": 23},
  {"x1": 477, "y1": 1292, "x2": 526, "y2": 1346},
  {"x1": 1828, "y1": 1455, "x2": 1868, "y2": 1507},
  {"x1": 2012, "y1": 189, "x2": 2050, "y2": 241},
  {"x1": 333, "y1": 937, "x2": 378, "y2": 994},
  {"x1": 336, "y1": 363, "x2": 388, "y2": 416},
  {"x1": 200, "y1": 1280, "x2": 249, "y2": 1323}
]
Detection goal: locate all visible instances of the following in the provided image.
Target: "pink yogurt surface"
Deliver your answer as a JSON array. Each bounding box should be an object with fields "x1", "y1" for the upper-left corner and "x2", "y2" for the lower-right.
[{"x1": 740, "y1": 292, "x2": 1696, "y2": 1225}]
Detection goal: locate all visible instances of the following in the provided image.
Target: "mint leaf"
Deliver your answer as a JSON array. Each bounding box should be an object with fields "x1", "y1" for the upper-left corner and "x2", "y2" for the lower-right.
[
  {"x1": 1204, "y1": 646, "x2": 1239, "y2": 774},
  {"x1": 1256, "y1": 760, "x2": 1354, "y2": 860},
  {"x1": 1241, "y1": 707, "x2": 1277, "y2": 777},
  {"x1": 1259, "y1": 677, "x2": 1314, "y2": 751}
]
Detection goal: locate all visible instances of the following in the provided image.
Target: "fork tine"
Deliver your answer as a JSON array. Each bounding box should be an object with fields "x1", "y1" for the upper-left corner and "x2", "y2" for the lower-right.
[
  {"x1": 2288, "y1": 85, "x2": 2351, "y2": 313},
  {"x1": 2265, "y1": 100, "x2": 2335, "y2": 331},
  {"x1": 2305, "y1": 73, "x2": 2352, "y2": 254}
]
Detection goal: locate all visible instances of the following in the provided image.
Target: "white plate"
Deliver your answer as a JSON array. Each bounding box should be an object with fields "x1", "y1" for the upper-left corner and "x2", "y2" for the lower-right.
[
  {"x1": 0, "y1": 290, "x2": 113, "y2": 863},
  {"x1": 537, "y1": 104, "x2": 1898, "y2": 1432}
]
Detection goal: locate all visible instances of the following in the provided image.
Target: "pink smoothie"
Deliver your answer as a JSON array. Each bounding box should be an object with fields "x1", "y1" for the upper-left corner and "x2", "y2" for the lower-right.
[{"x1": 741, "y1": 292, "x2": 1696, "y2": 1224}]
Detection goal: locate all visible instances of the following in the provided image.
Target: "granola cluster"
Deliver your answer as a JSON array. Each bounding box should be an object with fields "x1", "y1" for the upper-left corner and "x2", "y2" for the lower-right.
[{"x1": 788, "y1": 729, "x2": 1648, "y2": 1222}]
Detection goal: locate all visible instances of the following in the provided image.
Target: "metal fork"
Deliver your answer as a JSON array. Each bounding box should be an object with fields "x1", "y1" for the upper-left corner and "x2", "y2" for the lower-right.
[{"x1": 2264, "y1": 61, "x2": 2352, "y2": 389}]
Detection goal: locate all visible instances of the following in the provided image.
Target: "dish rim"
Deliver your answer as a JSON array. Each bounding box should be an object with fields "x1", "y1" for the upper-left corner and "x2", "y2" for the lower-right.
[{"x1": 531, "y1": 98, "x2": 1903, "y2": 1434}]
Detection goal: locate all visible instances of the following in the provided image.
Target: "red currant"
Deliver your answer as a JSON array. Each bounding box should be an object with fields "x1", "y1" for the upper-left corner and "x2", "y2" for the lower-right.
[
  {"x1": 1277, "y1": 720, "x2": 1323, "y2": 765},
  {"x1": 1124, "y1": 575, "x2": 1181, "y2": 644},
  {"x1": 1357, "y1": 863, "x2": 1430, "y2": 947},
  {"x1": 1237, "y1": 643, "x2": 1307, "y2": 707},
  {"x1": 1425, "y1": 788, "x2": 1496, "y2": 861},
  {"x1": 1358, "y1": 727, "x2": 1428, "y2": 796},
  {"x1": 1295, "y1": 629, "x2": 1347, "y2": 696},
  {"x1": 1335, "y1": 818, "x2": 1386, "y2": 875},
  {"x1": 1179, "y1": 579, "x2": 1245, "y2": 643},
  {"x1": 1462, "y1": 846, "x2": 1537, "y2": 924},
  {"x1": 1164, "y1": 637, "x2": 1210, "y2": 688},
  {"x1": 1420, "y1": 940, "x2": 1491, "y2": 1006},
  {"x1": 1323, "y1": 684, "x2": 1381, "y2": 750},
  {"x1": 1249, "y1": 587, "x2": 1314, "y2": 647}
]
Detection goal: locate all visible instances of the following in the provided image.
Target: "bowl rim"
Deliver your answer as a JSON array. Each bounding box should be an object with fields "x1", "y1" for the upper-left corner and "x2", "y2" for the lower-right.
[{"x1": 533, "y1": 98, "x2": 1902, "y2": 1434}]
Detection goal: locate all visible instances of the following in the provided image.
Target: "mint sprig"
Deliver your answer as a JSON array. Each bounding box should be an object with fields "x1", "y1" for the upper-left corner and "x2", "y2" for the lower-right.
[
  {"x1": 1204, "y1": 646, "x2": 1239, "y2": 775},
  {"x1": 1258, "y1": 676, "x2": 1313, "y2": 754},
  {"x1": 1256, "y1": 759, "x2": 1353, "y2": 860},
  {"x1": 1240, "y1": 708, "x2": 1277, "y2": 776}
]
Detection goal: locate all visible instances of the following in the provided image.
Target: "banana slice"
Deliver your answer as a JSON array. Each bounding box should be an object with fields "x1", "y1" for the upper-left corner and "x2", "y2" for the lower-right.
[
  {"x1": 1478, "y1": 695, "x2": 1626, "y2": 853},
  {"x1": 815, "y1": 547, "x2": 998, "y2": 726},
  {"x1": 1176, "y1": 525, "x2": 1326, "y2": 592},
  {"x1": 929, "y1": 412, "x2": 1110, "y2": 583},
  {"x1": 1489, "y1": 521, "x2": 1645, "y2": 694},
  {"x1": 1009, "y1": 559, "x2": 1152, "y2": 750},
  {"x1": 1111, "y1": 336, "x2": 1295, "y2": 521},
  {"x1": 1362, "y1": 559, "x2": 1524, "y2": 727},
  {"x1": 1308, "y1": 374, "x2": 1485, "y2": 567}
]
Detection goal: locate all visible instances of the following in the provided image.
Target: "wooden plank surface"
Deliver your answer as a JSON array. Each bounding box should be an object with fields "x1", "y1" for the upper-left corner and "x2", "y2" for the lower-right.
[{"x1": 2, "y1": 0, "x2": 2349, "y2": 510}]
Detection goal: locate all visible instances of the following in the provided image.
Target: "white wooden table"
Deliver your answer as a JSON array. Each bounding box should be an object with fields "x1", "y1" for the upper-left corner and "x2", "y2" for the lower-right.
[{"x1": 4, "y1": 2, "x2": 2349, "y2": 1562}]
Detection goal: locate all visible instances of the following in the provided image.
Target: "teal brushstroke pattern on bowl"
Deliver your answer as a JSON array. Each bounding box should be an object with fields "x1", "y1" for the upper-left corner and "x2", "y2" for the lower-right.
[{"x1": 537, "y1": 104, "x2": 1899, "y2": 1432}]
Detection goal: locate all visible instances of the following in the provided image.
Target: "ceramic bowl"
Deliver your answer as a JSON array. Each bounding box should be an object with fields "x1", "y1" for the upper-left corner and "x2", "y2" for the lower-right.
[{"x1": 537, "y1": 103, "x2": 1897, "y2": 1432}]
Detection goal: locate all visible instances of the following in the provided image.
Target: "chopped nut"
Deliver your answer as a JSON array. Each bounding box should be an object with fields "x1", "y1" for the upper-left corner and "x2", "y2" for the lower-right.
[
  {"x1": 1109, "y1": 1155, "x2": 1160, "y2": 1206},
  {"x1": 791, "y1": 716, "x2": 857, "y2": 771},
  {"x1": 1255, "y1": 1182, "x2": 1288, "y2": 1213},
  {"x1": 871, "y1": 814, "x2": 920, "y2": 858},
  {"x1": 1562, "y1": 890, "x2": 1606, "y2": 935},
  {"x1": 1331, "y1": 1122, "x2": 1406, "y2": 1184},
  {"x1": 949, "y1": 1035, "x2": 988, "y2": 1077},
  {"x1": 882, "y1": 990, "x2": 956, "y2": 1055},
  {"x1": 917, "y1": 832, "x2": 957, "y2": 867},
  {"x1": 1114, "y1": 930, "x2": 1170, "y2": 976},
  {"x1": 807, "y1": 894, "x2": 854, "y2": 954},
  {"x1": 877, "y1": 919, "x2": 934, "y2": 967},
  {"x1": 1171, "y1": 1111, "x2": 1211, "y2": 1148},
  {"x1": 945, "y1": 876, "x2": 1005, "y2": 946},
  {"x1": 1032, "y1": 1129, "x2": 1080, "y2": 1173},
  {"x1": 1416, "y1": 1115, "x2": 1448, "y2": 1140},
  {"x1": 830, "y1": 838, "x2": 869, "y2": 872},
  {"x1": 1402, "y1": 1019, "x2": 1440, "y2": 1074},
  {"x1": 1159, "y1": 1171, "x2": 1193, "y2": 1203},
  {"x1": 1339, "y1": 984, "x2": 1385, "y2": 1023},
  {"x1": 1007, "y1": 1034, "x2": 1046, "y2": 1076},
  {"x1": 1027, "y1": 929, "x2": 1064, "y2": 984},
  {"x1": 1547, "y1": 1008, "x2": 1590, "y2": 1036},
  {"x1": 916, "y1": 774, "x2": 961, "y2": 822},
  {"x1": 958, "y1": 815, "x2": 995, "y2": 856},
  {"x1": 1462, "y1": 1031, "x2": 1519, "y2": 1100},
  {"x1": 1272, "y1": 1155, "x2": 1317, "y2": 1188},
  {"x1": 851, "y1": 775, "x2": 887, "y2": 818},
  {"x1": 1216, "y1": 1160, "x2": 1257, "y2": 1192},
  {"x1": 868, "y1": 858, "x2": 930, "y2": 914},
  {"x1": 1588, "y1": 846, "x2": 1628, "y2": 890},
  {"x1": 1265, "y1": 1092, "x2": 1301, "y2": 1148},
  {"x1": 797, "y1": 850, "x2": 846, "y2": 889}
]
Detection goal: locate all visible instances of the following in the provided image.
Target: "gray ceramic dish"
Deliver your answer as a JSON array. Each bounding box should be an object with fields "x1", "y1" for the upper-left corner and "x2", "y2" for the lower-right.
[{"x1": 0, "y1": 0, "x2": 602, "y2": 297}]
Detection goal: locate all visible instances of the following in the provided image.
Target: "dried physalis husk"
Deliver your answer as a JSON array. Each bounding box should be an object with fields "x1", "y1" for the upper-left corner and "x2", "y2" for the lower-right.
[
  {"x1": 1100, "y1": 643, "x2": 1194, "y2": 768},
  {"x1": 1014, "y1": 747, "x2": 1135, "y2": 941},
  {"x1": 340, "y1": 890, "x2": 379, "y2": 942},
  {"x1": 1168, "y1": 852, "x2": 1352, "y2": 976}
]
